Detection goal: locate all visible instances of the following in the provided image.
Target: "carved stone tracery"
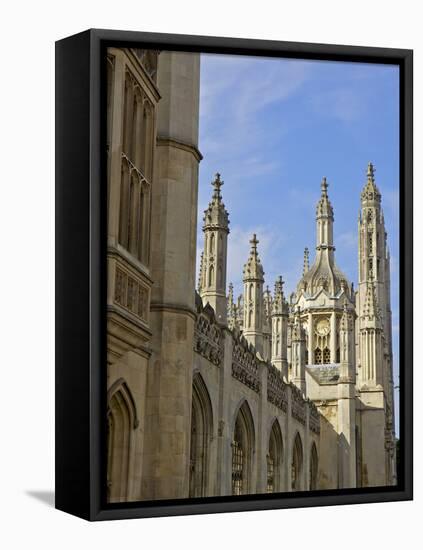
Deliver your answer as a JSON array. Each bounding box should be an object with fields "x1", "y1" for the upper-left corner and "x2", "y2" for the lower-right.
[
  {"x1": 309, "y1": 402, "x2": 321, "y2": 434},
  {"x1": 194, "y1": 296, "x2": 223, "y2": 366},
  {"x1": 291, "y1": 384, "x2": 307, "y2": 425},
  {"x1": 231, "y1": 330, "x2": 260, "y2": 393},
  {"x1": 267, "y1": 364, "x2": 288, "y2": 411}
]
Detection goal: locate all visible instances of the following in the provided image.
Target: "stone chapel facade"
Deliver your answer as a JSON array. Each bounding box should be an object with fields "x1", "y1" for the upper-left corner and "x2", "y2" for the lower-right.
[{"x1": 106, "y1": 48, "x2": 397, "y2": 503}]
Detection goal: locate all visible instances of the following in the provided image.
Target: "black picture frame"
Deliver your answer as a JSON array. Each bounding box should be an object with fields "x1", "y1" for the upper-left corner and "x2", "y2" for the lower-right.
[{"x1": 55, "y1": 28, "x2": 413, "y2": 521}]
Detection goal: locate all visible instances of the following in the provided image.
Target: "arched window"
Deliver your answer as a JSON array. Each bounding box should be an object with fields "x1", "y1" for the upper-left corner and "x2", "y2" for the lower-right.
[
  {"x1": 119, "y1": 161, "x2": 130, "y2": 248},
  {"x1": 314, "y1": 348, "x2": 322, "y2": 364},
  {"x1": 140, "y1": 102, "x2": 154, "y2": 180},
  {"x1": 189, "y1": 374, "x2": 213, "y2": 498},
  {"x1": 208, "y1": 265, "x2": 214, "y2": 287},
  {"x1": 323, "y1": 347, "x2": 331, "y2": 364},
  {"x1": 107, "y1": 379, "x2": 138, "y2": 503},
  {"x1": 122, "y1": 73, "x2": 134, "y2": 156},
  {"x1": 309, "y1": 443, "x2": 318, "y2": 490},
  {"x1": 267, "y1": 420, "x2": 283, "y2": 493},
  {"x1": 249, "y1": 283, "x2": 253, "y2": 301},
  {"x1": 209, "y1": 232, "x2": 215, "y2": 254},
  {"x1": 291, "y1": 432, "x2": 303, "y2": 491},
  {"x1": 106, "y1": 55, "x2": 115, "y2": 151},
  {"x1": 128, "y1": 172, "x2": 138, "y2": 255},
  {"x1": 232, "y1": 401, "x2": 255, "y2": 495}
]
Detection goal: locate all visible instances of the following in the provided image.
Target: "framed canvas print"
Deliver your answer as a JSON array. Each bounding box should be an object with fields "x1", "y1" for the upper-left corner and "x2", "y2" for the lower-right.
[{"x1": 55, "y1": 29, "x2": 413, "y2": 521}]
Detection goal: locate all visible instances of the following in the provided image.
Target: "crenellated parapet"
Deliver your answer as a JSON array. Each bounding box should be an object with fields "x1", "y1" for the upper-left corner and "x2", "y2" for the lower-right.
[
  {"x1": 291, "y1": 384, "x2": 307, "y2": 425},
  {"x1": 194, "y1": 293, "x2": 224, "y2": 366},
  {"x1": 267, "y1": 363, "x2": 288, "y2": 412},
  {"x1": 309, "y1": 401, "x2": 321, "y2": 434},
  {"x1": 231, "y1": 327, "x2": 261, "y2": 393}
]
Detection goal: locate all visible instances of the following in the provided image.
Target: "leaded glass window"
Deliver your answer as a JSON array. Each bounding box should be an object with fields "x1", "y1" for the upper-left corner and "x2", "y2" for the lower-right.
[{"x1": 232, "y1": 435, "x2": 244, "y2": 495}]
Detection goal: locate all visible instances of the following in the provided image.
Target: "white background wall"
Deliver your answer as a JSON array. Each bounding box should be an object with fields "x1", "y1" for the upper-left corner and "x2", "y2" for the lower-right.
[{"x1": 0, "y1": 0, "x2": 419, "y2": 547}]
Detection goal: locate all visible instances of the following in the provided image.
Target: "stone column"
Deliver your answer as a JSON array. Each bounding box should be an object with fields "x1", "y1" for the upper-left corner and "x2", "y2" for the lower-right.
[
  {"x1": 107, "y1": 51, "x2": 125, "y2": 243},
  {"x1": 308, "y1": 312, "x2": 314, "y2": 364},
  {"x1": 142, "y1": 51, "x2": 201, "y2": 500},
  {"x1": 286, "y1": 387, "x2": 295, "y2": 492},
  {"x1": 304, "y1": 406, "x2": 310, "y2": 490},
  {"x1": 330, "y1": 311, "x2": 337, "y2": 363},
  {"x1": 337, "y1": 305, "x2": 357, "y2": 488},
  {"x1": 217, "y1": 329, "x2": 234, "y2": 496},
  {"x1": 256, "y1": 363, "x2": 268, "y2": 493}
]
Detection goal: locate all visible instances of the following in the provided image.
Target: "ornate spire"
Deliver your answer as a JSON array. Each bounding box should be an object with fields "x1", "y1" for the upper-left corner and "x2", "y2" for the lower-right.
[
  {"x1": 227, "y1": 282, "x2": 238, "y2": 329},
  {"x1": 316, "y1": 177, "x2": 334, "y2": 220},
  {"x1": 361, "y1": 162, "x2": 381, "y2": 204},
  {"x1": 303, "y1": 247, "x2": 310, "y2": 276},
  {"x1": 203, "y1": 173, "x2": 230, "y2": 232},
  {"x1": 198, "y1": 252, "x2": 204, "y2": 293},
  {"x1": 228, "y1": 281, "x2": 234, "y2": 305},
  {"x1": 362, "y1": 277, "x2": 380, "y2": 324},
  {"x1": 264, "y1": 285, "x2": 273, "y2": 319},
  {"x1": 274, "y1": 275, "x2": 284, "y2": 298},
  {"x1": 272, "y1": 276, "x2": 288, "y2": 315},
  {"x1": 243, "y1": 233, "x2": 264, "y2": 282},
  {"x1": 340, "y1": 302, "x2": 353, "y2": 332},
  {"x1": 291, "y1": 307, "x2": 305, "y2": 342}
]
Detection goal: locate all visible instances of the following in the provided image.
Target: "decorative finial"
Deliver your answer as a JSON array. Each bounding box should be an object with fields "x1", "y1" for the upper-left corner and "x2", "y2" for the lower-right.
[
  {"x1": 321, "y1": 177, "x2": 328, "y2": 196},
  {"x1": 274, "y1": 275, "x2": 285, "y2": 296},
  {"x1": 228, "y1": 282, "x2": 234, "y2": 302},
  {"x1": 361, "y1": 161, "x2": 381, "y2": 204},
  {"x1": 303, "y1": 247, "x2": 310, "y2": 275},
  {"x1": 367, "y1": 162, "x2": 375, "y2": 181},
  {"x1": 212, "y1": 172, "x2": 224, "y2": 198},
  {"x1": 250, "y1": 233, "x2": 259, "y2": 253}
]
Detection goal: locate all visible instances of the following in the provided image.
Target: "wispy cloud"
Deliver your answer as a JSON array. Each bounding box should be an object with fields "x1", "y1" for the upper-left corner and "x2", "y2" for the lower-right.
[
  {"x1": 309, "y1": 88, "x2": 366, "y2": 123},
  {"x1": 199, "y1": 55, "x2": 313, "y2": 183}
]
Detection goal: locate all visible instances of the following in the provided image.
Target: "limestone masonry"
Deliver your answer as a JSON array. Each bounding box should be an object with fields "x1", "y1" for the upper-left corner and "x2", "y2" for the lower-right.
[{"x1": 106, "y1": 48, "x2": 396, "y2": 502}]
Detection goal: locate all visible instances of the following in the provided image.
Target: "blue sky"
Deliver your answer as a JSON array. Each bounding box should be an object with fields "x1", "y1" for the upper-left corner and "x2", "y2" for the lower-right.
[{"x1": 196, "y1": 53, "x2": 400, "y2": 434}]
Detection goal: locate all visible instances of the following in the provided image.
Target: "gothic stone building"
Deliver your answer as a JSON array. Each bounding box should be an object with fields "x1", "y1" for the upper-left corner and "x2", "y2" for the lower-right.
[{"x1": 106, "y1": 47, "x2": 396, "y2": 502}]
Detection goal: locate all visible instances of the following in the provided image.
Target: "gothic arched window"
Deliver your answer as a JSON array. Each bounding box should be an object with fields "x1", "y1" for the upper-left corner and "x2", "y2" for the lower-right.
[
  {"x1": 248, "y1": 308, "x2": 252, "y2": 328},
  {"x1": 140, "y1": 102, "x2": 154, "y2": 180},
  {"x1": 323, "y1": 347, "x2": 331, "y2": 364},
  {"x1": 232, "y1": 401, "x2": 255, "y2": 495},
  {"x1": 208, "y1": 265, "x2": 214, "y2": 287},
  {"x1": 107, "y1": 379, "x2": 138, "y2": 503},
  {"x1": 189, "y1": 374, "x2": 213, "y2": 498},
  {"x1": 291, "y1": 432, "x2": 303, "y2": 491},
  {"x1": 267, "y1": 420, "x2": 283, "y2": 493},
  {"x1": 119, "y1": 160, "x2": 130, "y2": 249},
  {"x1": 117, "y1": 68, "x2": 154, "y2": 269},
  {"x1": 309, "y1": 443, "x2": 319, "y2": 490}
]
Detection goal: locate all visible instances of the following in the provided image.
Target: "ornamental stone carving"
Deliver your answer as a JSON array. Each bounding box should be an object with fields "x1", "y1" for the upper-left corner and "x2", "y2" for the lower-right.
[
  {"x1": 291, "y1": 384, "x2": 307, "y2": 425},
  {"x1": 231, "y1": 329, "x2": 261, "y2": 393},
  {"x1": 194, "y1": 296, "x2": 223, "y2": 366},
  {"x1": 309, "y1": 401, "x2": 321, "y2": 434},
  {"x1": 114, "y1": 266, "x2": 148, "y2": 321},
  {"x1": 267, "y1": 364, "x2": 288, "y2": 411}
]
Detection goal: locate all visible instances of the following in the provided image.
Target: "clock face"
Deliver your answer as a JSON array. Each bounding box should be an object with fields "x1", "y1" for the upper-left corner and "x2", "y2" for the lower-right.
[{"x1": 315, "y1": 318, "x2": 330, "y2": 336}]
